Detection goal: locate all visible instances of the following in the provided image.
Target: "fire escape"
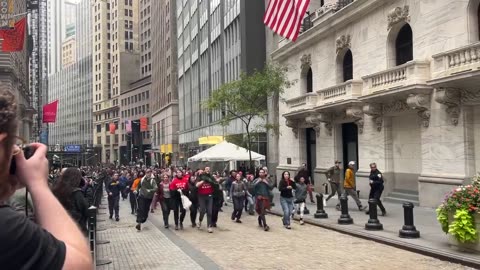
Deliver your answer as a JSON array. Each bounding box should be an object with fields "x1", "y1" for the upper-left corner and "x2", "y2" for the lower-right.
[{"x1": 27, "y1": 0, "x2": 48, "y2": 143}]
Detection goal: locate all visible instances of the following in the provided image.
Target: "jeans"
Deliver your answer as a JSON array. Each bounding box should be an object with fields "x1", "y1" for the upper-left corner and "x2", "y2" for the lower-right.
[
  {"x1": 136, "y1": 196, "x2": 153, "y2": 224},
  {"x1": 212, "y1": 197, "x2": 222, "y2": 225},
  {"x1": 160, "y1": 198, "x2": 173, "y2": 226},
  {"x1": 129, "y1": 192, "x2": 137, "y2": 214},
  {"x1": 280, "y1": 196, "x2": 294, "y2": 226},
  {"x1": 173, "y1": 197, "x2": 186, "y2": 226},
  {"x1": 108, "y1": 195, "x2": 120, "y2": 218},
  {"x1": 190, "y1": 201, "x2": 198, "y2": 225},
  {"x1": 232, "y1": 196, "x2": 245, "y2": 220},
  {"x1": 198, "y1": 194, "x2": 213, "y2": 227}
]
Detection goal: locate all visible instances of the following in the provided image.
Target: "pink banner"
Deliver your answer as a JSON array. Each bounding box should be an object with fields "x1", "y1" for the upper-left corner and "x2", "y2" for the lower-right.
[{"x1": 42, "y1": 100, "x2": 58, "y2": 123}]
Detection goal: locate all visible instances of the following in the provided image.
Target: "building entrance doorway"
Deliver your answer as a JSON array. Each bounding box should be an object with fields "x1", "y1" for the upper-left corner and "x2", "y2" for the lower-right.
[
  {"x1": 342, "y1": 123, "x2": 358, "y2": 169},
  {"x1": 305, "y1": 128, "x2": 316, "y2": 182}
]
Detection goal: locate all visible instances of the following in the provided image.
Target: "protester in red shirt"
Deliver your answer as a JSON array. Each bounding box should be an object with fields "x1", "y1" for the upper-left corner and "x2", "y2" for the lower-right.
[
  {"x1": 169, "y1": 170, "x2": 189, "y2": 230},
  {"x1": 196, "y1": 167, "x2": 216, "y2": 233}
]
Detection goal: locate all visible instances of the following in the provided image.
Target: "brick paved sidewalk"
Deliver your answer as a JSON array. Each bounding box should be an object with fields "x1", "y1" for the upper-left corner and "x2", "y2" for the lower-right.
[
  {"x1": 95, "y1": 197, "x2": 203, "y2": 270},
  {"x1": 267, "y1": 190, "x2": 480, "y2": 267}
]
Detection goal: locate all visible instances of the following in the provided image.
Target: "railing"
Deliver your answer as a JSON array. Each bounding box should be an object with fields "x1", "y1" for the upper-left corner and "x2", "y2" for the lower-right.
[
  {"x1": 317, "y1": 80, "x2": 363, "y2": 103},
  {"x1": 285, "y1": 93, "x2": 318, "y2": 111},
  {"x1": 432, "y1": 42, "x2": 480, "y2": 79},
  {"x1": 362, "y1": 60, "x2": 430, "y2": 94}
]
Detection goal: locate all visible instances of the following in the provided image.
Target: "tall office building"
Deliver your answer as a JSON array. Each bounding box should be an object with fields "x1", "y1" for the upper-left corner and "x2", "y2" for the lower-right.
[
  {"x1": 150, "y1": 0, "x2": 178, "y2": 166},
  {"x1": 176, "y1": 0, "x2": 266, "y2": 164},
  {"x1": 92, "y1": 0, "x2": 141, "y2": 164},
  {"x1": 47, "y1": 0, "x2": 93, "y2": 153}
]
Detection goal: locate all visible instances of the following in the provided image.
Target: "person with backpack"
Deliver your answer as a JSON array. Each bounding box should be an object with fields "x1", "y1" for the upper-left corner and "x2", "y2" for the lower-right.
[{"x1": 135, "y1": 169, "x2": 157, "y2": 231}]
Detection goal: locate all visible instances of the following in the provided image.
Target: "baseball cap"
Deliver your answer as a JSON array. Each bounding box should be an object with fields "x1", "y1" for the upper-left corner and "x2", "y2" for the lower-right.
[{"x1": 348, "y1": 161, "x2": 355, "y2": 166}]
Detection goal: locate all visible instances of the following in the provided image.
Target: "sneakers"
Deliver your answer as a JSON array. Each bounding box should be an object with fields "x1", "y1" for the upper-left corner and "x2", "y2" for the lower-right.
[
  {"x1": 359, "y1": 205, "x2": 367, "y2": 211},
  {"x1": 115, "y1": 217, "x2": 119, "y2": 222},
  {"x1": 192, "y1": 223, "x2": 197, "y2": 228},
  {"x1": 135, "y1": 223, "x2": 141, "y2": 231},
  {"x1": 208, "y1": 227, "x2": 213, "y2": 233},
  {"x1": 300, "y1": 219, "x2": 305, "y2": 225},
  {"x1": 285, "y1": 225, "x2": 291, "y2": 230},
  {"x1": 164, "y1": 224, "x2": 169, "y2": 229},
  {"x1": 264, "y1": 225, "x2": 270, "y2": 232},
  {"x1": 175, "y1": 225, "x2": 179, "y2": 230},
  {"x1": 109, "y1": 215, "x2": 113, "y2": 219},
  {"x1": 235, "y1": 219, "x2": 242, "y2": 223},
  {"x1": 197, "y1": 221, "x2": 202, "y2": 229}
]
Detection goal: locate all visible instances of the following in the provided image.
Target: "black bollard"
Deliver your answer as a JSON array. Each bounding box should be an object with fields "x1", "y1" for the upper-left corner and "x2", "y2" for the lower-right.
[
  {"x1": 365, "y1": 199, "x2": 383, "y2": 230},
  {"x1": 337, "y1": 193, "x2": 353, "y2": 224},
  {"x1": 314, "y1": 193, "x2": 328, "y2": 218},
  {"x1": 399, "y1": 202, "x2": 420, "y2": 238}
]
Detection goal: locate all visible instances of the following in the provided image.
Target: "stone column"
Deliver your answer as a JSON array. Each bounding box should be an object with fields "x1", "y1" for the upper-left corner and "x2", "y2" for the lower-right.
[
  {"x1": 315, "y1": 122, "x2": 335, "y2": 192},
  {"x1": 418, "y1": 88, "x2": 475, "y2": 207}
]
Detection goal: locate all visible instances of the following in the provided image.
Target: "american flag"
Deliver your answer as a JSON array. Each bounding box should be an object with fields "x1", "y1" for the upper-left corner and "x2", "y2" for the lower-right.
[
  {"x1": 264, "y1": 0, "x2": 311, "y2": 41},
  {"x1": 125, "y1": 120, "x2": 132, "y2": 133}
]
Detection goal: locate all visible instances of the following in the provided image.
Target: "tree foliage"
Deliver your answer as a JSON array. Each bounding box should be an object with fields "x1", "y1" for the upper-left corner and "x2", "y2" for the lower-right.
[{"x1": 204, "y1": 63, "x2": 292, "y2": 171}]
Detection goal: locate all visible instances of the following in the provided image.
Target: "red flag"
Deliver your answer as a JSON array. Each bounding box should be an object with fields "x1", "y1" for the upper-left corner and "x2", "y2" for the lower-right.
[
  {"x1": 42, "y1": 100, "x2": 59, "y2": 123},
  {"x1": 140, "y1": 117, "x2": 148, "y2": 131},
  {"x1": 109, "y1": 123, "x2": 116, "y2": 134},
  {"x1": 0, "y1": 17, "x2": 27, "y2": 52},
  {"x1": 264, "y1": 0, "x2": 310, "y2": 41}
]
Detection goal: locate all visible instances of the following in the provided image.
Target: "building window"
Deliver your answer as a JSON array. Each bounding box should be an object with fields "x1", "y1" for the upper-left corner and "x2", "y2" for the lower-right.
[
  {"x1": 395, "y1": 24, "x2": 413, "y2": 66},
  {"x1": 306, "y1": 68, "x2": 313, "y2": 93},
  {"x1": 342, "y1": 49, "x2": 353, "y2": 82}
]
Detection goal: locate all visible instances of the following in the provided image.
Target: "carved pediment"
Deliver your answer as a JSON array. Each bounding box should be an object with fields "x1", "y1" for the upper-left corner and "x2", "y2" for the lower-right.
[
  {"x1": 388, "y1": 6, "x2": 410, "y2": 30},
  {"x1": 336, "y1": 35, "x2": 351, "y2": 54}
]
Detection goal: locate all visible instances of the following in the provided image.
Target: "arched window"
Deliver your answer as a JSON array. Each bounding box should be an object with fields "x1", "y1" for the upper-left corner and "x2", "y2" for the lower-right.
[
  {"x1": 342, "y1": 49, "x2": 353, "y2": 82},
  {"x1": 395, "y1": 24, "x2": 413, "y2": 66},
  {"x1": 306, "y1": 68, "x2": 313, "y2": 92},
  {"x1": 478, "y1": 4, "x2": 480, "y2": 40}
]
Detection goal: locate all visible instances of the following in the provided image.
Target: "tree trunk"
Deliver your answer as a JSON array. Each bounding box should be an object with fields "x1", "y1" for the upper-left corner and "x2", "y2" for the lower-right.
[{"x1": 245, "y1": 122, "x2": 253, "y2": 174}]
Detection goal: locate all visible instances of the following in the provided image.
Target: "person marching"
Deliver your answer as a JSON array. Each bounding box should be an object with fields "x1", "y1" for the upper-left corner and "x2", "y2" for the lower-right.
[
  {"x1": 197, "y1": 167, "x2": 216, "y2": 233},
  {"x1": 188, "y1": 171, "x2": 200, "y2": 228},
  {"x1": 254, "y1": 168, "x2": 274, "y2": 231},
  {"x1": 158, "y1": 173, "x2": 173, "y2": 228},
  {"x1": 344, "y1": 161, "x2": 366, "y2": 211},
  {"x1": 366, "y1": 163, "x2": 387, "y2": 216},
  {"x1": 230, "y1": 173, "x2": 247, "y2": 223},
  {"x1": 106, "y1": 173, "x2": 121, "y2": 221},
  {"x1": 169, "y1": 170, "x2": 189, "y2": 230},
  {"x1": 325, "y1": 160, "x2": 342, "y2": 210},
  {"x1": 279, "y1": 171, "x2": 296, "y2": 229},
  {"x1": 135, "y1": 169, "x2": 157, "y2": 231},
  {"x1": 294, "y1": 176, "x2": 307, "y2": 225}
]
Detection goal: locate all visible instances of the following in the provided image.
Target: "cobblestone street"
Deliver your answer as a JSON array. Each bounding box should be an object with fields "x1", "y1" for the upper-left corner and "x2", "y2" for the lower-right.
[{"x1": 162, "y1": 204, "x2": 476, "y2": 270}]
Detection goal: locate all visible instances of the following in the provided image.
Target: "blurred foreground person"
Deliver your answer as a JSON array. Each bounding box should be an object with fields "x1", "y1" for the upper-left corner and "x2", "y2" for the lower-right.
[{"x1": 0, "y1": 89, "x2": 92, "y2": 269}]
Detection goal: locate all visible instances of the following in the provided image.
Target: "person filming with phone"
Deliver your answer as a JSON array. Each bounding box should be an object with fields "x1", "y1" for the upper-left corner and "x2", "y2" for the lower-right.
[{"x1": 0, "y1": 89, "x2": 92, "y2": 269}]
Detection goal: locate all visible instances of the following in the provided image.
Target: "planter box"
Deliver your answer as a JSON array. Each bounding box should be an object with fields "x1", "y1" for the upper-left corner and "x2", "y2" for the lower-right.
[{"x1": 447, "y1": 213, "x2": 480, "y2": 253}]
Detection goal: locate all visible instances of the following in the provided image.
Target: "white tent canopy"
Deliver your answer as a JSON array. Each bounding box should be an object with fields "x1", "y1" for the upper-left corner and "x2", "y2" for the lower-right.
[{"x1": 188, "y1": 141, "x2": 265, "y2": 162}]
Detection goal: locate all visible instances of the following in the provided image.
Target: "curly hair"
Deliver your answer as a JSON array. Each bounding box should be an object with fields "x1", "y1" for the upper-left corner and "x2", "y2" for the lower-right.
[{"x1": 0, "y1": 89, "x2": 18, "y2": 200}]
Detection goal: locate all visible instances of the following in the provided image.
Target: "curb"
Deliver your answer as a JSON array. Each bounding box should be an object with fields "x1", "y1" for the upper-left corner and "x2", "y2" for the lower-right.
[{"x1": 266, "y1": 208, "x2": 480, "y2": 269}]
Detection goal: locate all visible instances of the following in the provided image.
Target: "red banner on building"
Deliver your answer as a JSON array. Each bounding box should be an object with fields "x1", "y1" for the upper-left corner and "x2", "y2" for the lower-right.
[
  {"x1": 109, "y1": 123, "x2": 116, "y2": 134},
  {"x1": 42, "y1": 100, "x2": 58, "y2": 123},
  {"x1": 0, "y1": 17, "x2": 26, "y2": 52},
  {"x1": 140, "y1": 117, "x2": 148, "y2": 131}
]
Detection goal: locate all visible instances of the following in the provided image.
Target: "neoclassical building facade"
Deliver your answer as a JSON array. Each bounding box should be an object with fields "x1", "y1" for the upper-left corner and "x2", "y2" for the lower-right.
[{"x1": 273, "y1": 0, "x2": 480, "y2": 208}]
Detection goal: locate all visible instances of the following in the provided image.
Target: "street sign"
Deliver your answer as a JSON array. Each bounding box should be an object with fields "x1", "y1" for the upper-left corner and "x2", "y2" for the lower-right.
[{"x1": 64, "y1": 145, "x2": 81, "y2": 153}]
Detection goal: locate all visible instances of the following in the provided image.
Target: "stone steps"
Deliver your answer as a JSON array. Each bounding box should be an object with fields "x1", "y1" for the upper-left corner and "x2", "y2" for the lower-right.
[{"x1": 384, "y1": 189, "x2": 419, "y2": 206}]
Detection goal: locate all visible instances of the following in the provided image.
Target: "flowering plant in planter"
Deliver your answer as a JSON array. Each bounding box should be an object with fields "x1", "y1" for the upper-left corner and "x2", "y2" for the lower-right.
[{"x1": 436, "y1": 176, "x2": 480, "y2": 244}]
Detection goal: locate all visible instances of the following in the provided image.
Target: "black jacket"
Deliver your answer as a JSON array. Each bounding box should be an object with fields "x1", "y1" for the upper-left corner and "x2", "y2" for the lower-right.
[
  {"x1": 278, "y1": 179, "x2": 296, "y2": 198},
  {"x1": 369, "y1": 169, "x2": 384, "y2": 188},
  {"x1": 106, "y1": 180, "x2": 122, "y2": 197},
  {"x1": 70, "y1": 189, "x2": 89, "y2": 234}
]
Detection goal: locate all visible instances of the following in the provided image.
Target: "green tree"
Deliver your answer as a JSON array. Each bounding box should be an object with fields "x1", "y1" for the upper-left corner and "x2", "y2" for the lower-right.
[{"x1": 205, "y1": 64, "x2": 293, "y2": 172}]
